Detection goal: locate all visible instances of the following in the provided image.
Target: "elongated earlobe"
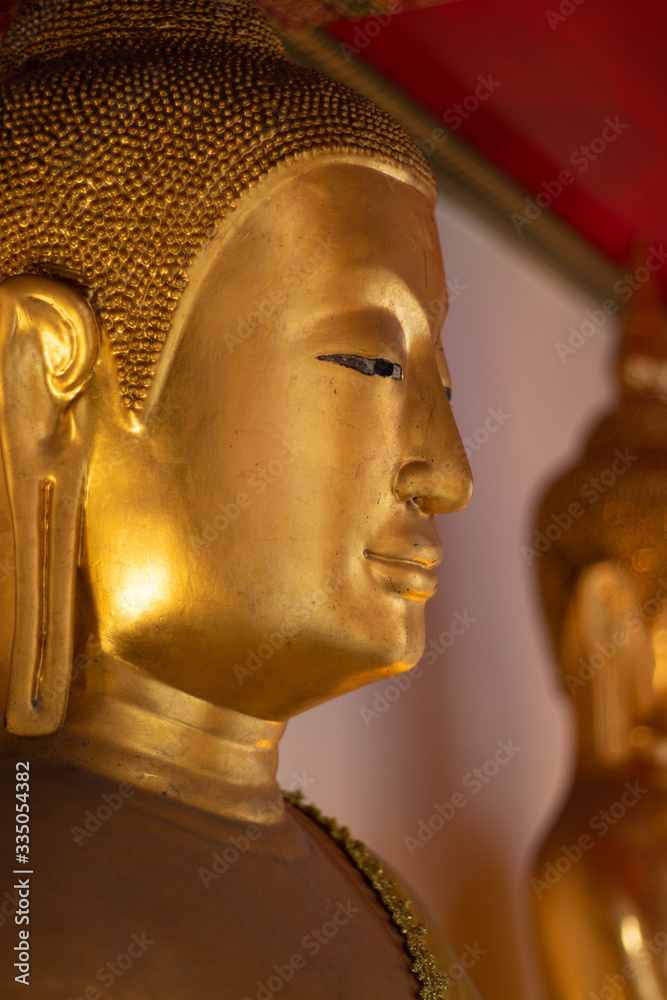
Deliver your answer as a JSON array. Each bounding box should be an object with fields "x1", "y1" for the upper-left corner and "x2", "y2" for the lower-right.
[
  {"x1": 0, "y1": 275, "x2": 98, "y2": 735},
  {"x1": 572, "y1": 562, "x2": 649, "y2": 767}
]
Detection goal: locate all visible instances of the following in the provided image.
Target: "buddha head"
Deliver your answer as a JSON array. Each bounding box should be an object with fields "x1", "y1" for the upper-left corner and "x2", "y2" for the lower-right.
[
  {"x1": 0, "y1": 0, "x2": 472, "y2": 737},
  {"x1": 534, "y1": 271, "x2": 667, "y2": 769}
]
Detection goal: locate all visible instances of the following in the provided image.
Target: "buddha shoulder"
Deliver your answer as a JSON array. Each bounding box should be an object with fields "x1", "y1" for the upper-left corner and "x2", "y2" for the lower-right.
[{"x1": 0, "y1": 758, "x2": 474, "y2": 998}]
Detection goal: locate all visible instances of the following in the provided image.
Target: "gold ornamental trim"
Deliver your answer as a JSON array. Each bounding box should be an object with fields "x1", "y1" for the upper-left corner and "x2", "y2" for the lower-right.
[{"x1": 285, "y1": 791, "x2": 450, "y2": 999}]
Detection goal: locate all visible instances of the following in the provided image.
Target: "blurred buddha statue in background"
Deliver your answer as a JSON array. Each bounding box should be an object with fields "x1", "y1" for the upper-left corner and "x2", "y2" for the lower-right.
[
  {"x1": 531, "y1": 266, "x2": 667, "y2": 1000},
  {"x1": 0, "y1": 0, "x2": 478, "y2": 995}
]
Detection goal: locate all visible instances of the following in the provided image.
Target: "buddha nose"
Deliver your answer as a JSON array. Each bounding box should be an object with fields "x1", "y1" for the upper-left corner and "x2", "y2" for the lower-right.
[{"x1": 394, "y1": 372, "x2": 473, "y2": 516}]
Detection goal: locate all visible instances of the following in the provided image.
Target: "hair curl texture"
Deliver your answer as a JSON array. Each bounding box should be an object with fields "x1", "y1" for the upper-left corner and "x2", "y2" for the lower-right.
[{"x1": 0, "y1": 0, "x2": 434, "y2": 407}]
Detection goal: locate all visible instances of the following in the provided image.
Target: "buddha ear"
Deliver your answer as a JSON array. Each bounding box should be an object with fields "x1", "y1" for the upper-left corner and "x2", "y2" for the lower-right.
[
  {"x1": 0, "y1": 275, "x2": 99, "y2": 736},
  {"x1": 570, "y1": 561, "x2": 649, "y2": 767}
]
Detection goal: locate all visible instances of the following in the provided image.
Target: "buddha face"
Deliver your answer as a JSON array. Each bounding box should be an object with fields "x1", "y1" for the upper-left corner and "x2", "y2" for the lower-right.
[{"x1": 81, "y1": 161, "x2": 472, "y2": 720}]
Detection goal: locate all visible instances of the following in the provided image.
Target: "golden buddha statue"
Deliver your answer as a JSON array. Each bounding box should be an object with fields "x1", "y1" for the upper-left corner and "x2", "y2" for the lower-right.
[
  {"x1": 530, "y1": 269, "x2": 667, "y2": 999},
  {"x1": 0, "y1": 0, "x2": 477, "y2": 996}
]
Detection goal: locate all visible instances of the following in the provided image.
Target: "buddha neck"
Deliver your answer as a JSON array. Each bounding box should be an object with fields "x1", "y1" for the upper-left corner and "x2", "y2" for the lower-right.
[{"x1": 47, "y1": 652, "x2": 287, "y2": 825}]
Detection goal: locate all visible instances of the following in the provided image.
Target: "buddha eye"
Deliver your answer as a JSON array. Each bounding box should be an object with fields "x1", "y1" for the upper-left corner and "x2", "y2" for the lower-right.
[{"x1": 317, "y1": 354, "x2": 402, "y2": 379}]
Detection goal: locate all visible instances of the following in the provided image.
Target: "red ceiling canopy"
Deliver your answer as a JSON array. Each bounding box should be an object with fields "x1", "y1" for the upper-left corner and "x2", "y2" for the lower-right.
[
  {"x1": 0, "y1": 0, "x2": 457, "y2": 31},
  {"x1": 328, "y1": 0, "x2": 667, "y2": 296},
  {"x1": 0, "y1": 0, "x2": 665, "y2": 297}
]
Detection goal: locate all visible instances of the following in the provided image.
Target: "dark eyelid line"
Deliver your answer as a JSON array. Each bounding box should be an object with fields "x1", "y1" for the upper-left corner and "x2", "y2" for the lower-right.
[{"x1": 317, "y1": 354, "x2": 402, "y2": 380}]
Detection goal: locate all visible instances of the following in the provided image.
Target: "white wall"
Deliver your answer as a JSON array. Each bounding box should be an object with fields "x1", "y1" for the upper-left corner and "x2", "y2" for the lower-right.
[{"x1": 278, "y1": 188, "x2": 618, "y2": 1000}]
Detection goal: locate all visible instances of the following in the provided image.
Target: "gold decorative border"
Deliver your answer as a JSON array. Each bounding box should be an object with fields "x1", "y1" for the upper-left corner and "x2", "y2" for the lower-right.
[
  {"x1": 284, "y1": 791, "x2": 449, "y2": 999},
  {"x1": 281, "y1": 27, "x2": 622, "y2": 304}
]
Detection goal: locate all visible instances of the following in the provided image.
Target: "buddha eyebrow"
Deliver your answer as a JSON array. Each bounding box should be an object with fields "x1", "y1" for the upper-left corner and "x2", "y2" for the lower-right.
[{"x1": 317, "y1": 354, "x2": 402, "y2": 379}]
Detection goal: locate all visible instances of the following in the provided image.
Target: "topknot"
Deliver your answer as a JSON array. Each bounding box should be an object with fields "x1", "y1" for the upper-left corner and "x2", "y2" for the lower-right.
[
  {"x1": 0, "y1": 0, "x2": 285, "y2": 78},
  {"x1": 0, "y1": 0, "x2": 434, "y2": 407}
]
